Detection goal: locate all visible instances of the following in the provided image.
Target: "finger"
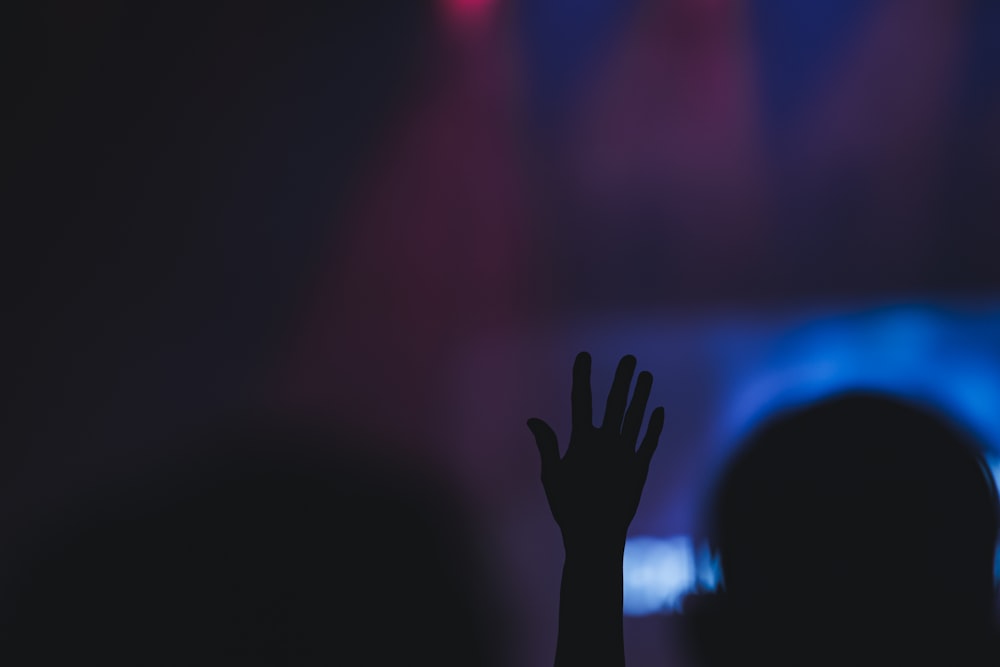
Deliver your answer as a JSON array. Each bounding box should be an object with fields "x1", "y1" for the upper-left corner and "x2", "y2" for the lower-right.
[
  {"x1": 621, "y1": 370, "x2": 653, "y2": 448},
  {"x1": 602, "y1": 354, "x2": 636, "y2": 432},
  {"x1": 571, "y1": 351, "x2": 593, "y2": 433},
  {"x1": 527, "y1": 418, "x2": 560, "y2": 472},
  {"x1": 637, "y1": 406, "x2": 665, "y2": 465}
]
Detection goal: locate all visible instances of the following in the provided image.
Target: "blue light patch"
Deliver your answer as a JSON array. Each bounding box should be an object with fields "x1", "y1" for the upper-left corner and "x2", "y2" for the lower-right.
[
  {"x1": 623, "y1": 536, "x2": 722, "y2": 615},
  {"x1": 623, "y1": 536, "x2": 695, "y2": 615},
  {"x1": 719, "y1": 304, "x2": 1000, "y2": 452}
]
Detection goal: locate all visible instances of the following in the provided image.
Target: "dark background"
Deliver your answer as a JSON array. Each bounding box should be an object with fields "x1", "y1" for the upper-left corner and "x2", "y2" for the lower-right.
[{"x1": 8, "y1": 2, "x2": 1000, "y2": 665}]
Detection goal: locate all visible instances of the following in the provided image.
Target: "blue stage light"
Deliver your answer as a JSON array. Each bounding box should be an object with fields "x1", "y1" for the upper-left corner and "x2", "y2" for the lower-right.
[
  {"x1": 621, "y1": 302, "x2": 1000, "y2": 615},
  {"x1": 720, "y1": 304, "x2": 1000, "y2": 451},
  {"x1": 623, "y1": 536, "x2": 696, "y2": 615}
]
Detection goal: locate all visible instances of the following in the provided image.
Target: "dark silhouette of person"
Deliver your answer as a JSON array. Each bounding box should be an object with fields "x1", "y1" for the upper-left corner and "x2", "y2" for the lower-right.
[
  {"x1": 0, "y1": 420, "x2": 501, "y2": 666},
  {"x1": 683, "y1": 392, "x2": 1000, "y2": 667},
  {"x1": 529, "y1": 353, "x2": 1000, "y2": 667}
]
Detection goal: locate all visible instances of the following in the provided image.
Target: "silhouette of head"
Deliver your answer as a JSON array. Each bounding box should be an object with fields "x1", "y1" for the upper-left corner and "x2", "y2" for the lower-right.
[
  {"x1": 685, "y1": 392, "x2": 1000, "y2": 666},
  {"x1": 0, "y1": 422, "x2": 499, "y2": 666}
]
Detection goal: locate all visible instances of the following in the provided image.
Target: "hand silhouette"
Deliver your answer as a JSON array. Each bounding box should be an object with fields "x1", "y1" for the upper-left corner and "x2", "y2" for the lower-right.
[{"x1": 528, "y1": 352, "x2": 664, "y2": 549}]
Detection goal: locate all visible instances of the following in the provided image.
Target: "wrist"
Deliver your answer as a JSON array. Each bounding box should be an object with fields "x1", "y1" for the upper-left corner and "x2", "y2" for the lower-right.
[{"x1": 561, "y1": 532, "x2": 627, "y2": 563}]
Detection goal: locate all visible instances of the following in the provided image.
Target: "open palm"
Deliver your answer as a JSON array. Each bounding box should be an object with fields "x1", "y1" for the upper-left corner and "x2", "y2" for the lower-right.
[{"x1": 528, "y1": 352, "x2": 664, "y2": 548}]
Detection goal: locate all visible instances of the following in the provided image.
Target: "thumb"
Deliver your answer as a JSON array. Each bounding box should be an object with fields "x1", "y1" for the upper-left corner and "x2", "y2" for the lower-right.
[{"x1": 527, "y1": 418, "x2": 560, "y2": 472}]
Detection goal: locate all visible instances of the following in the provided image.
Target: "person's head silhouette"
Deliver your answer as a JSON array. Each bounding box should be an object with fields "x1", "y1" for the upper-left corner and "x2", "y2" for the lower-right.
[{"x1": 684, "y1": 392, "x2": 1000, "y2": 667}]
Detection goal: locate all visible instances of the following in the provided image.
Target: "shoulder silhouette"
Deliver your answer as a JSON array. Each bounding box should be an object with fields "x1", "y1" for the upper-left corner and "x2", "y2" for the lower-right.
[{"x1": 0, "y1": 421, "x2": 500, "y2": 666}]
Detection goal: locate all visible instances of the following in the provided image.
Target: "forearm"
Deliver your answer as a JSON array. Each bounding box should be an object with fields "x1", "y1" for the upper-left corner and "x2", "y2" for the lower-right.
[{"x1": 554, "y1": 543, "x2": 626, "y2": 667}]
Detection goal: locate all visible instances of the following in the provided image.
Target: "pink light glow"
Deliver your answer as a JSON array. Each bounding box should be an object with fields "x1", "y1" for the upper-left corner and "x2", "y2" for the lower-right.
[{"x1": 441, "y1": 0, "x2": 497, "y2": 29}]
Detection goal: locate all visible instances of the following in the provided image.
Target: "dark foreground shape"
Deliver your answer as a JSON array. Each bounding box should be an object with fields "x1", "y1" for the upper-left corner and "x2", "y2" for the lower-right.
[
  {"x1": 684, "y1": 392, "x2": 1000, "y2": 667},
  {"x1": 0, "y1": 422, "x2": 499, "y2": 666}
]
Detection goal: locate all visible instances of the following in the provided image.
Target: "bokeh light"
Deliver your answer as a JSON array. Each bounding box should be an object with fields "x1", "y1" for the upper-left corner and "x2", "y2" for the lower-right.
[{"x1": 621, "y1": 300, "x2": 1000, "y2": 615}]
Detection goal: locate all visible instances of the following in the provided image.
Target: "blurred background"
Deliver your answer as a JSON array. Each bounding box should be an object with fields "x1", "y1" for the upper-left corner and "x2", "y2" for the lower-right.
[{"x1": 7, "y1": 1, "x2": 1000, "y2": 665}]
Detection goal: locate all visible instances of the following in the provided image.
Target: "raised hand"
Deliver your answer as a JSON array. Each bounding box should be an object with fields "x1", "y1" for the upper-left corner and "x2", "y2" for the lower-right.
[{"x1": 528, "y1": 352, "x2": 665, "y2": 549}]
